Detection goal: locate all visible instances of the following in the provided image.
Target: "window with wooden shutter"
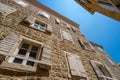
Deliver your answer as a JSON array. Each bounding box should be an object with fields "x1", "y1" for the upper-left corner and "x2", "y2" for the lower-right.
[
  {"x1": 39, "y1": 45, "x2": 52, "y2": 70},
  {"x1": 78, "y1": 37, "x2": 85, "y2": 48},
  {"x1": 0, "y1": 35, "x2": 44, "y2": 72},
  {"x1": 24, "y1": 15, "x2": 36, "y2": 25},
  {"x1": 32, "y1": 20, "x2": 47, "y2": 31},
  {"x1": 71, "y1": 27, "x2": 76, "y2": 32},
  {"x1": 12, "y1": 0, "x2": 29, "y2": 7},
  {"x1": 0, "y1": 34, "x2": 52, "y2": 72},
  {"x1": 60, "y1": 30, "x2": 73, "y2": 42},
  {"x1": 97, "y1": 1, "x2": 120, "y2": 13},
  {"x1": 107, "y1": 58, "x2": 115, "y2": 65},
  {"x1": 78, "y1": 37, "x2": 94, "y2": 51},
  {"x1": 55, "y1": 18, "x2": 60, "y2": 24},
  {"x1": 46, "y1": 24, "x2": 53, "y2": 33},
  {"x1": 30, "y1": 20, "x2": 52, "y2": 34},
  {"x1": 39, "y1": 11, "x2": 50, "y2": 19},
  {"x1": 97, "y1": 47, "x2": 104, "y2": 52},
  {"x1": 66, "y1": 24, "x2": 71, "y2": 30},
  {"x1": 66, "y1": 52, "x2": 88, "y2": 80},
  {"x1": 0, "y1": 2, "x2": 16, "y2": 17},
  {"x1": 90, "y1": 60, "x2": 115, "y2": 80}
]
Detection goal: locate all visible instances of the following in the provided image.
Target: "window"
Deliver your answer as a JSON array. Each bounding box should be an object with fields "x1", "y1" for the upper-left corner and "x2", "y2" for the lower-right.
[
  {"x1": 66, "y1": 24, "x2": 71, "y2": 30},
  {"x1": 97, "y1": 1, "x2": 120, "y2": 13},
  {"x1": 0, "y1": 2, "x2": 16, "y2": 16},
  {"x1": 0, "y1": 34, "x2": 52, "y2": 71},
  {"x1": 107, "y1": 58, "x2": 115, "y2": 65},
  {"x1": 90, "y1": 60, "x2": 114, "y2": 80},
  {"x1": 33, "y1": 21, "x2": 47, "y2": 31},
  {"x1": 60, "y1": 30, "x2": 73, "y2": 42},
  {"x1": 71, "y1": 27, "x2": 76, "y2": 32},
  {"x1": 97, "y1": 47, "x2": 104, "y2": 52},
  {"x1": 55, "y1": 18, "x2": 60, "y2": 24},
  {"x1": 24, "y1": 16, "x2": 53, "y2": 34},
  {"x1": 9, "y1": 42, "x2": 40, "y2": 67},
  {"x1": 33, "y1": 21, "x2": 53, "y2": 33},
  {"x1": 84, "y1": 42, "x2": 91, "y2": 49},
  {"x1": 66, "y1": 51, "x2": 89, "y2": 80},
  {"x1": 39, "y1": 11, "x2": 50, "y2": 19},
  {"x1": 78, "y1": 37, "x2": 94, "y2": 51},
  {"x1": 61, "y1": 22, "x2": 67, "y2": 28},
  {"x1": 14, "y1": 0, "x2": 28, "y2": 7}
]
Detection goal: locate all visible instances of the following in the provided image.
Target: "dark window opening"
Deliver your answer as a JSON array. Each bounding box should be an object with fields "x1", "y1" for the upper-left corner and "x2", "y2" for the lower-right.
[
  {"x1": 21, "y1": 43, "x2": 29, "y2": 49},
  {"x1": 18, "y1": 49, "x2": 27, "y2": 56},
  {"x1": 13, "y1": 58, "x2": 23, "y2": 64},
  {"x1": 29, "y1": 52, "x2": 37, "y2": 59},
  {"x1": 26, "y1": 61, "x2": 34, "y2": 66}
]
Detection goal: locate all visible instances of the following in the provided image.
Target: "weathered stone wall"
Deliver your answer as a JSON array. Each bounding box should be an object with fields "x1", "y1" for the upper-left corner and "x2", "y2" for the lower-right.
[{"x1": 0, "y1": 0, "x2": 120, "y2": 80}]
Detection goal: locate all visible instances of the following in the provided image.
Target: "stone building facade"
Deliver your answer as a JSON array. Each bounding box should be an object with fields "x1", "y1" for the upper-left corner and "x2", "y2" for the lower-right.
[
  {"x1": 0, "y1": 0, "x2": 120, "y2": 80},
  {"x1": 75, "y1": 0, "x2": 120, "y2": 21}
]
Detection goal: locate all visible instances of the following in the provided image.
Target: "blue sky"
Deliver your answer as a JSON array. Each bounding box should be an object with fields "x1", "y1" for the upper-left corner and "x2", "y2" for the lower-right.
[{"x1": 37, "y1": 0, "x2": 120, "y2": 63}]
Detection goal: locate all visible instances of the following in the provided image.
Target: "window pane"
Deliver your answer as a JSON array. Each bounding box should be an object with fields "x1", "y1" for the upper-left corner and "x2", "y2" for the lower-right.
[
  {"x1": 21, "y1": 43, "x2": 29, "y2": 49},
  {"x1": 34, "y1": 22, "x2": 46, "y2": 31},
  {"x1": 34, "y1": 23, "x2": 39, "y2": 28},
  {"x1": 18, "y1": 49, "x2": 27, "y2": 56},
  {"x1": 98, "y1": 65, "x2": 112, "y2": 77},
  {"x1": 38, "y1": 25, "x2": 46, "y2": 30},
  {"x1": 31, "y1": 46, "x2": 38, "y2": 52},
  {"x1": 26, "y1": 61, "x2": 34, "y2": 66},
  {"x1": 13, "y1": 58, "x2": 23, "y2": 64},
  {"x1": 29, "y1": 52, "x2": 37, "y2": 59}
]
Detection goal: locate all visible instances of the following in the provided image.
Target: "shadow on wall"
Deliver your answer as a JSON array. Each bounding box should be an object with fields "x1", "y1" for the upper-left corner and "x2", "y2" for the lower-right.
[{"x1": 0, "y1": 65, "x2": 49, "y2": 77}]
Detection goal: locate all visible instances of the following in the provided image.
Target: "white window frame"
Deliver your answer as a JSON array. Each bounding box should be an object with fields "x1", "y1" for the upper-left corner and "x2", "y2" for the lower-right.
[
  {"x1": 31, "y1": 20, "x2": 47, "y2": 32},
  {"x1": 8, "y1": 43, "x2": 40, "y2": 66},
  {"x1": 7, "y1": 36, "x2": 44, "y2": 67}
]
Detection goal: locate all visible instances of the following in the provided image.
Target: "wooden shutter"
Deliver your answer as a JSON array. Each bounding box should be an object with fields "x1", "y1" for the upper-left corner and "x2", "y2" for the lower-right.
[
  {"x1": 39, "y1": 11, "x2": 50, "y2": 19},
  {"x1": 46, "y1": 24, "x2": 53, "y2": 33},
  {"x1": 104, "y1": 65, "x2": 114, "y2": 78},
  {"x1": 55, "y1": 18, "x2": 60, "y2": 24},
  {"x1": 78, "y1": 37, "x2": 85, "y2": 48},
  {"x1": 66, "y1": 24, "x2": 71, "y2": 30},
  {"x1": 24, "y1": 15, "x2": 36, "y2": 25},
  {"x1": 0, "y1": 2, "x2": 16, "y2": 16},
  {"x1": 107, "y1": 58, "x2": 115, "y2": 65},
  {"x1": 90, "y1": 60, "x2": 103, "y2": 76},
  {"x1": 0, "y1": 33, "x2": 21, "y2": 55},
  {"x1": 90, "y1": 60, "x2": 116, "y2": 79},
  {"x1": 61, "y1": 30, "x2": 72, "y2": 41},
  {"x1": 39, "y1": 45, "x2": 52, "y2": 70},
  {"x1": 15, "y1": 1, "x2": 28, "y2": 7},
  {"x1": 66, "y1": 52, "x2": 88, "y2": 78},
  {"x1": 71, "y1": 27, "x2": 76, "y2": 32}
]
